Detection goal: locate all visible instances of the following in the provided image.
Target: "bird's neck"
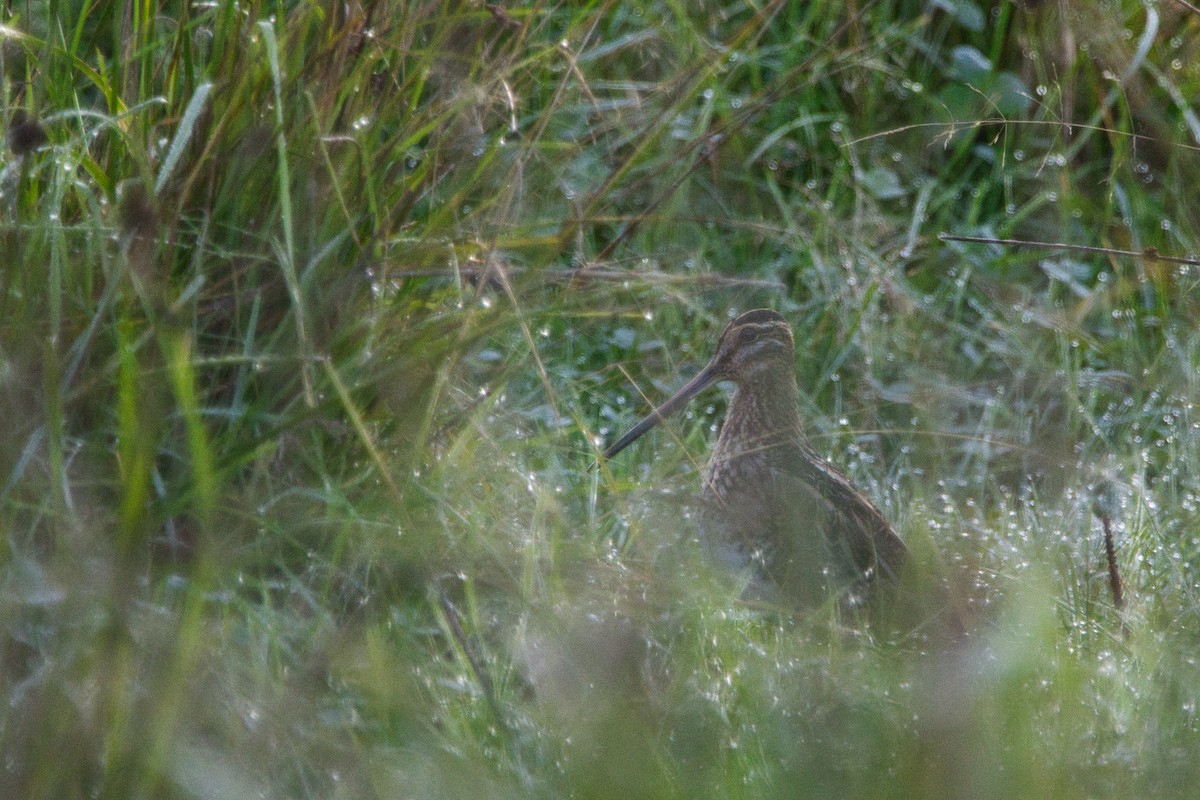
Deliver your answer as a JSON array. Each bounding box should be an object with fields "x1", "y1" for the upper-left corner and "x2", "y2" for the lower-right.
[{"x1": 717, "y1": 374, "x2": 806, "y2": 454}]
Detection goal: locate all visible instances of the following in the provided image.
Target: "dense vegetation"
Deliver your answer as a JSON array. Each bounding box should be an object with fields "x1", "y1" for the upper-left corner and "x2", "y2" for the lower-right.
[{"x1": 2, "y1": 1, "x2": 1199, "y2": 797}]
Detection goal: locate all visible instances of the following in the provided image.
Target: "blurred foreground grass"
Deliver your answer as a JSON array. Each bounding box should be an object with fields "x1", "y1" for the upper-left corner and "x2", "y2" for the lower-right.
[{"x1": 2, "y1": 1, "x2": 1199, "y2": 797}]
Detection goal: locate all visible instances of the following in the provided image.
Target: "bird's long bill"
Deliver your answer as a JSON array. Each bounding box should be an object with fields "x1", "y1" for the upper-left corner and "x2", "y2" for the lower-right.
[{"x1": 602, "y1": 360, "x2": 722, "y2": 460}]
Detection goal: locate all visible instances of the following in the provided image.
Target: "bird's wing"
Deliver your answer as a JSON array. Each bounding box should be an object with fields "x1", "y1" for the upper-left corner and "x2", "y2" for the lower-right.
[{"x1": 770, "y1": 443, "x2": 909, "y2": 581}]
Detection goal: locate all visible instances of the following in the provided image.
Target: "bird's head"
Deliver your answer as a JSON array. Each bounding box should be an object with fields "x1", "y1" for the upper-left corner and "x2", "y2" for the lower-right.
[
  {"x1": 709, "y1": 309, "x2": 796, "y2": 384},
  {"x1": 601, "y1": 309, "x2": 795, "y2": 460}
]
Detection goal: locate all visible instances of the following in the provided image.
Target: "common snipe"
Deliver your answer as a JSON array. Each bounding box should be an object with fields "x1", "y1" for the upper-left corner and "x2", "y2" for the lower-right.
[{"x1": 603, "y1": 309, "x2": 908, "y2": 607}]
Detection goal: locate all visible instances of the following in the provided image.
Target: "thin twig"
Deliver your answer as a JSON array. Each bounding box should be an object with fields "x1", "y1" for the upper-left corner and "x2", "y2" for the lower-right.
[
  {"x1": 1100, "y1": 514, "x2": 1124, "y2": 611},
  {"x1": 850, "y1": 119, "x2": 1200, "y2": 154},
  {"x1": 940, "y1": 234, "x2": 1200, "y2": 268},
  {"x1": 1092, "y1": 481, "x2": 1129, "y2": 639},
  {"x1": 435, "y1": 589, "x2": 508, "y2": 733}
]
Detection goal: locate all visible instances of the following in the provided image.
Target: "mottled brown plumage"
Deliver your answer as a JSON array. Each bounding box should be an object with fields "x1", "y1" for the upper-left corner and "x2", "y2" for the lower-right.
[{"x1": 604, "y1": 309, "x2": 908, "y2": 606}]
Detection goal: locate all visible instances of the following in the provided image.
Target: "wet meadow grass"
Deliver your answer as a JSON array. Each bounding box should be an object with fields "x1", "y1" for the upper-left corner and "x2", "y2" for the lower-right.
[{"x1": 2, "y1": 1, "x2": 1199, "y2": 797}]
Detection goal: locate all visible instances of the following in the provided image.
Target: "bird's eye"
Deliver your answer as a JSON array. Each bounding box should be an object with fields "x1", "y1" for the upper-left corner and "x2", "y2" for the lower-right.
[{"x1": 739, "y1": 327, "x2": 761, "y2": 345}]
